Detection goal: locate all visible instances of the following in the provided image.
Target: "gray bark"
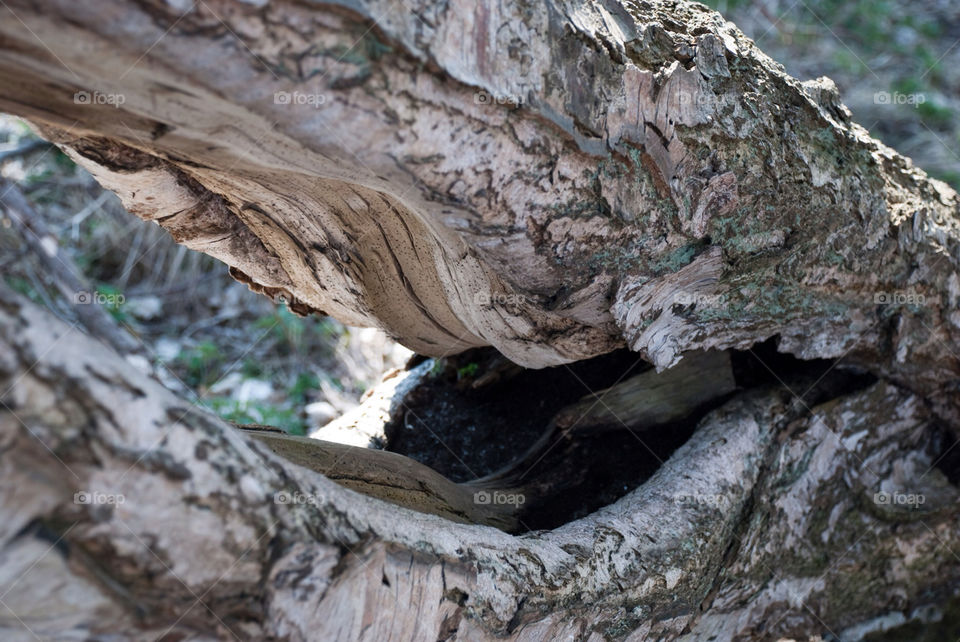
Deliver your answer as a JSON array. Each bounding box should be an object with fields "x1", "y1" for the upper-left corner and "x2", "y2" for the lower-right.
[
  {"x1": 0, "y1": 0, "x2": 958, "y2": 639},
  {"x1": 2, "y1": 288, "x2": 958, "y2": 640}
]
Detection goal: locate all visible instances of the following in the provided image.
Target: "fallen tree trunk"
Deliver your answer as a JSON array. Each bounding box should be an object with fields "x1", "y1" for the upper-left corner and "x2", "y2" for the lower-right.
[
  {"x1": 0, "y1": 0, "x2": 959, "y2": 639},
  {"x1": 0, "y1": 0, "x2": 956, "y2": 425},
  {"x1": 2, "y1": 288, "x2": 959, "y2": 640}
]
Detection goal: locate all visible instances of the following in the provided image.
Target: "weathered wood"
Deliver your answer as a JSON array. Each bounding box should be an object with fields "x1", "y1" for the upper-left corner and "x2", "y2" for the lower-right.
[
  {"x1": 2, "y1": 289, "x2": 957, "y2": 640},
  {"x1": 0, "y1": 0, "x2": 955, "y2": 429},
  {"x1": 0, "y1": 0, "x2": 959, "y2": 638},
  {"x1": 553, "y1": 349, "x2": 736, "y2": 432},
  {"x1": 241, "y1": 426, "x2": 520, "y2": 531}
]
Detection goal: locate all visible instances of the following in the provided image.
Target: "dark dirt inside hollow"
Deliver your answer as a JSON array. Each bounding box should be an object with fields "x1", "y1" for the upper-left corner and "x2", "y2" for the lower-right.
[
  {"x1": 386, "y1": 339, "x2": 877, "y2": 531},
  {"x1": 386, "y1": 347, "x2": 653, "y2": 483}
]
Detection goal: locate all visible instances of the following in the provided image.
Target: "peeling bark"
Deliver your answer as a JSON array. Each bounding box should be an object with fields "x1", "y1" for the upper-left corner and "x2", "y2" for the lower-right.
[
  {"x1": 1, "y1": 289, "x2": 958, "y2": 640},
  {"x1": 0, "y1": 0, "x2": 959, "y2": 639},
  {"x1": 0, "y1": 0, "x2": 956, "y2": 424}
]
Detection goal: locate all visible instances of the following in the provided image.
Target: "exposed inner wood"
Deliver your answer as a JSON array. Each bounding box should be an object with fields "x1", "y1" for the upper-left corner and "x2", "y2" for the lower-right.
[
  {"x1": 243, "y1": 350, "x2": 736, "y2": 532},
  {"x1": 0, "y1": 0, "x2": 955, "y2": 431},
  {"x1": 241, "y1": 426, "x2": 521, "y2": 531},
  {"x1": 552, "y1": 349, "x2": 736, "y2": 432}
]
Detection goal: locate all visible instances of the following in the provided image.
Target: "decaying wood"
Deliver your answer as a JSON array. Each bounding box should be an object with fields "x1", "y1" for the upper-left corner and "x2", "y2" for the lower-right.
[
  {"x1": 244, "y1": 351, "x2": 734, "y2": 532},
  {"x1": 553, "y1": 349, "x2": 735, "y2": 432},
  {"x1": 0, "y1": 0, "x2": 956, "y2": 429},
  {"x1": 1, "y1": 0, "x2": 959, "y2": 638},
  {"x1": 241, "y1": 426, "x2": 520, "y2": 531},
  {"x1": 472, "y1": 349, "x2": 737, "y2": 493},
  {"x1": 2, "y1": 289, "x2": 958, "y2": 640}
]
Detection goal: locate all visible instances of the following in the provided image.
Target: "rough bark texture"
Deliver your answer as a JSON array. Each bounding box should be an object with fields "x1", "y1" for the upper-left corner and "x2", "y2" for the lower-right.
[
  {"x1": 0, "y1": 0, "x2": 956, "y2": 424},
  {"x1": 2, "y1": 288, "x2": 959, "y2": 640},
  {"x1": 1, "y1": 0, "x2": 960, "y2": 639}
]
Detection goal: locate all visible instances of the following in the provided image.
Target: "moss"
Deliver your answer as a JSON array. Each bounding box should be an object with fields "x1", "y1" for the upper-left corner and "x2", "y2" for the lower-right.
[
  {"x1": 652, "y1": 242, "x2": 699, "y2": 274},
  {"x1": 694, "y1": 279, "x2": 849, "y2": 324}
]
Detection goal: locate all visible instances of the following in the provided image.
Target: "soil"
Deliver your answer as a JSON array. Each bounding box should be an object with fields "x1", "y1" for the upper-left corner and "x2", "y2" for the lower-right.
[{"x1": 386, "y1": 339, "x2": 878, "y2": 531}]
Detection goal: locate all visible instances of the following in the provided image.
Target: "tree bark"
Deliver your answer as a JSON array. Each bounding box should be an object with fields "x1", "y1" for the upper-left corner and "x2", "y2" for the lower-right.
[
  {"x1": 0, "y1": 0, "x2": 959, "y2": 639},
  {"x1": 2, "y1": 287, "x2": 958, "y2": 640},
  {"x1": 0, "y1": 0, "x2": 957, "y2": 423}
]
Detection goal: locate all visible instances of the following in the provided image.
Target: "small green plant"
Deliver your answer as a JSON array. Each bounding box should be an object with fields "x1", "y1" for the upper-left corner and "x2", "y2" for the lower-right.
[
  {"x1": 457, "y1": 362, "x2": 479, "y2": 380},
  {"x1": 255, "y1": 305, "x2": 338, "y2": 355},
  {"x1": 289, "y1": 372, "x2": 319, "y2": 404},
  {"x1": 204, "y1": 398, "x2": 307, "y2": 435},
  {"x1": 4, "y1": 275, "x2": 40, "y2": 303},
  {"x1": 95, "y1": 284, "x2": 130, "y2": 324}
]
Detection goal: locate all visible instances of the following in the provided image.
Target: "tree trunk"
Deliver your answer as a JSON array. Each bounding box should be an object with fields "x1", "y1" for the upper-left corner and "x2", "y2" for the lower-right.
[{"x1": 0, "y1": 0, "x2": 959, "y2": 639}]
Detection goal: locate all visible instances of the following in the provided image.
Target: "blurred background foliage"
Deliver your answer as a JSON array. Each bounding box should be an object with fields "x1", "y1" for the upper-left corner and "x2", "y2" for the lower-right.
[
  {"x1": 0, "y1": 116, "x2": 410, "y2": 436},
  {"x1": 1, "y1": 0, "x2": 958, "y2": 433},
  {"x1": 704, "y1": 0, "x2": 960, "y2": 188}
]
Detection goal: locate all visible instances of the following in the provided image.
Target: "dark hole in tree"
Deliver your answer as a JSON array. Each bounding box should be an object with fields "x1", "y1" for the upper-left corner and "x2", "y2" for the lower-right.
[{"x1": 386, "y1": 338, "x2": 877, "y2": 532}]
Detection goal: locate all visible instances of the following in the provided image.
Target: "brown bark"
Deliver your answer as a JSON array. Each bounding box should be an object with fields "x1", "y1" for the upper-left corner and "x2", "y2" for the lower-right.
[
  {"x1": 0, "y1": 0, "x2": 959, "y2": 640},
  {"x1": 1, "y1": 290, "x2": 958, "y2": 640},
  {"x1": 0, "y1": 0, "x2": 956, "y2": 425}
]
